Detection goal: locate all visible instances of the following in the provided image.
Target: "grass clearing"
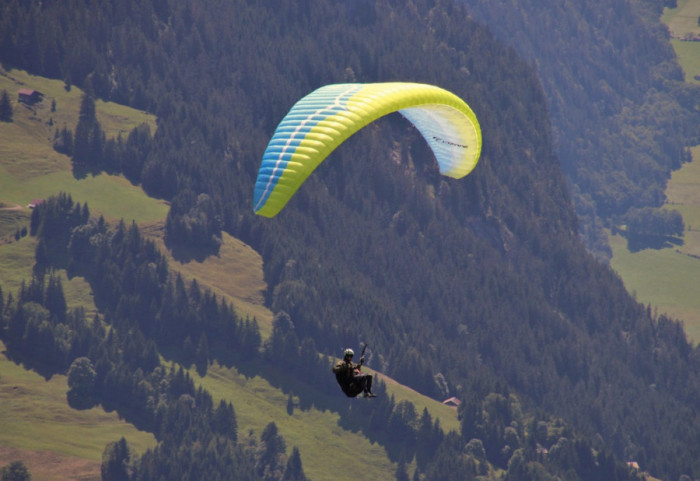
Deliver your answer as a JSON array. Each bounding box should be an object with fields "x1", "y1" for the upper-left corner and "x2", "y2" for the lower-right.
[
  {"x1": 1, "y1": 66, "x2": 163, "y2": 315},
  {"x1": 0, "y1": 166, "x2": 169, "y2": 225},
  {"x1": 671, "y1": 39, "x2": 700, "y2": 83},
  {"x1": 143, "y1": 224, "x2": 275, "y2": 338},
  {"x1": 663, "y1": 0, "x2": 700, "y2": 83},
  {"x1": 609, "y1": 148, "x2": 700, "y2": 343},
  {"x1": 0, "y1": 230, "x2": 97, "y2": 317},
  {"x1": 609, "y1": 232, "x2": 700, "y2": 342},
  {"x1": 667, "y1": 145, "x2": 700, "y2": 257},
  {"x1": 0, "y1": 341, "x2": 157, "y2": 464},
  {"x1": 0, "y1": 445, "x2": 100, "y2": 481},
  {"x1": 0, "y1": 205, "x2": 29, "y2": 239},
  {"x1": 0, "y1": 67, "x2": 166, "y2": 226},
  {"x1": 0, "y1": 235, "x2": 37, "y2": 297},
  {"x1": 663, "y1": 0, "x2": 700, "y2": 38},
  {"x1": 0, "y1": 67, "x2": 156, "y2": 141},
  {"x1": 0, "y1": 67, "x2": 154, "y2": 190}
]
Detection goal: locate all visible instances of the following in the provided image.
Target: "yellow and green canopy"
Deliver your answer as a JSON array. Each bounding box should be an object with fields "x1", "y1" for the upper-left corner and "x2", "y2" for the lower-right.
[{"x1": 254, "y1": 82, "x2": 482, "y2": 217}]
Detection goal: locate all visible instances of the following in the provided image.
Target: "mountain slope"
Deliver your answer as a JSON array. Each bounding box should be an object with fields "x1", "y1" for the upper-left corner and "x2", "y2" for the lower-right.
[
  {"x1": 0, "y1": 67, "x2": 464, "y2": 481},
  {"x1": 464, "y1": 0, "x2": 700, "y2": 256},
  {"x1": 1, "y1": 0, "x2": 699, "y2": 480},
  {"x1": 0, "y1": 341, "x2": 157, "y2": 480}
]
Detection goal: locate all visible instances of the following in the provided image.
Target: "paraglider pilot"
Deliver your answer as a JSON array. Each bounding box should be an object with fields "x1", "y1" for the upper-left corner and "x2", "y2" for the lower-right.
[{"x1": 333, "y1": 348, "x2": 376, "y2": 398}]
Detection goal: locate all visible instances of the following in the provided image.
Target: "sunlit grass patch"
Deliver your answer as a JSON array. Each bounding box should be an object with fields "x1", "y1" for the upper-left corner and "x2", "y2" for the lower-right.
[
  {"x1": 609, "y1": 232, "x2": 700, "y2": 343},
  {"x1": 193, "y1": 362, "x2": 397, "y2": 481},
  {"x1": 0, "y1": 341, "x2": 157, "y2": 460}
]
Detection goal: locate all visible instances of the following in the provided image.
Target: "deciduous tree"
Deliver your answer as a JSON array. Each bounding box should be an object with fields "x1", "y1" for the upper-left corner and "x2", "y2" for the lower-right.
[{"x1": 1, "y1": 461, "x2": 30, "y2": 481}]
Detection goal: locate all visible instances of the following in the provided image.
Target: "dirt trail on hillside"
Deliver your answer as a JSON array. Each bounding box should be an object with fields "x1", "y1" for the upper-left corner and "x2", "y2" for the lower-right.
[{"x1": 0, "y1": 204, "x2": 24, "y2": 211}]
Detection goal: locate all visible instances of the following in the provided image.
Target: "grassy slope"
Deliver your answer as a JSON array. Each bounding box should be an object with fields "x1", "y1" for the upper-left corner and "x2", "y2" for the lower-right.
[
  {"x1": 671, "y1": 39, "x2": 700, "y2": 84},
  {"x1": 190, "y1": 362, "x2": 461, "y2": 481},
  {"x1": 662, "y1": 0, "x2": 700, "y2": 39},
  {"x1": 0, "y1": 68, "x2": 164, "y2": 479},
  {"x1": 609, "y1": 146, "x2": 700, "y2": 343},
  {"x1": 0, "y1": 68, "x2": 459, "y2": 480},
  {"x1": 0, "y1": 67, "x2": 165, "y2": 222},
  {"x1": 0, "y1": 341, "x2": 158, "y2": 480},
  {"x1": 194, "y1": 363, "x2": 397, "y2": 481},
  {"x1": 608, "y1": 3, "x2": 700, "y2": 344},
  {"x1": 142, "y1": 223, "x2": 275, "y2": 337},
  {"x1": 664, "y1": 0, "x2": 700, "y2": 86}
]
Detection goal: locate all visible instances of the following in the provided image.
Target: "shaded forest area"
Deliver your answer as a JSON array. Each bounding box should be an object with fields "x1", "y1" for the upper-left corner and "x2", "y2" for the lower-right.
[
  {"x1": 1, "y1": 0, "x2": 699, "y2": 480},
  {"x1": 465, "y1": 0, "x2": 700, "y2": 256}
]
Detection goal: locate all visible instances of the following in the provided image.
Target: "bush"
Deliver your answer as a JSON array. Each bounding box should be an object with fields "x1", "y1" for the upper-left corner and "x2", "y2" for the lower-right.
[
  {"x1": 67, "y1": 356, "x2": 97, "y2": 409},
  {"x1": 1, "y1": 461, "x2": 31, "y2": 481}
]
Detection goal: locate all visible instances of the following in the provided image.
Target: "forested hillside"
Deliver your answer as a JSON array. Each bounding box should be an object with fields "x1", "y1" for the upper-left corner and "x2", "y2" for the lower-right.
[
  {"x1": 1, "y1": 0, "x2": 699, "y2": 480},
  {"x1": 465, "y1": 0, "x2": 700, "y2": 256}
]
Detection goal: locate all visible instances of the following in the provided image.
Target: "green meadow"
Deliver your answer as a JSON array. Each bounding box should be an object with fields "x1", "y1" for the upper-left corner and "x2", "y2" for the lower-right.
[
  {"x1": 1, "y1": 66, "x2": 165, "y2": 324},
  {"x1": 609, "y1": 146, "x2": 700, "y2": 344},
  {"x1": 193, "y1": 363, "x2": 398, "y2": 481},
  {"x1": 145, "y1": 226, "x2": 276, "y2": 338},
  {"x1": 663, "y1": 0, "x2": 700, "y2": 83},
  {"x1": 0, "y1": 341, "x2": 157, "y2": 480},
  {"x1": 609, "y1": 231, "x2": 700, "y2": 343},
  {"x1": 671, "y1": 39, "x2": 700, "y2": 84},
  {"x1": 0, "y1": 67, "x2": 165, "y2": 224},
  {"x1": 662, "y1": 0, "x2": 700, "y2": 39}
]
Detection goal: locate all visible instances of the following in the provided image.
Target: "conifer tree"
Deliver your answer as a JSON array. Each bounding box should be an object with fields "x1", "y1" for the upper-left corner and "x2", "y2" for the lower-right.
[
  {"x1": 195, "y1": 332, "x2": 209, "y2": 376},
  {"x1": 286, "y1": 393, "x2": 295, "y2": 416},
  {"x1": 258, "y1": 422, "x2": 287, "y2": 479},
  {"x1": 213, "y1": 400, "x2": 238, "y2": 441},
  {"x1": 101, "y1": 437, "x2": 131, "y2": 481},
  {"x1": 282, "y1": 447, "x2": 308, "y2": 481},
  {"x1": 45, "y1": 274, "x2": 67, "y2": 323},
  {"x1": 0, "y1": 90, "x2": 12, "y2": 122},
  {"x1": 73, "y1": 93, "x2": 103, "y2": 169},
  {"x1": 395, "y1": 461, "x2": 410, "y2": 481}
]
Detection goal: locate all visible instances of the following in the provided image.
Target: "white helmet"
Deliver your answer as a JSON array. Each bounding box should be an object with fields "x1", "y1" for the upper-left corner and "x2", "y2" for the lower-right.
[{"x1": 344, "y1": 348, "x2": 354, "y2": 358}]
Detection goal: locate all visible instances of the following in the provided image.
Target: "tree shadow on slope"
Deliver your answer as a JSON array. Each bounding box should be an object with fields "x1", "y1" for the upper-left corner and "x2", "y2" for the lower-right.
[{"x1": 626, "y1": 234, "x2": 683, "y2": 252}]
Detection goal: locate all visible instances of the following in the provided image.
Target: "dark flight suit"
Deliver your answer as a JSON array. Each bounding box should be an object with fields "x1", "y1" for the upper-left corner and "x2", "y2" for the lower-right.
[{"x1": 333, "y1": 357, "x2": 374, "y2": 397}]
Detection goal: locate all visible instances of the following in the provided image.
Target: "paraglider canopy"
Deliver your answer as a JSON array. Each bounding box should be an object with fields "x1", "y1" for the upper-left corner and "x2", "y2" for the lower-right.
[{"x1": 253, "y1": 82, "x2": 482, "y2": 217}]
